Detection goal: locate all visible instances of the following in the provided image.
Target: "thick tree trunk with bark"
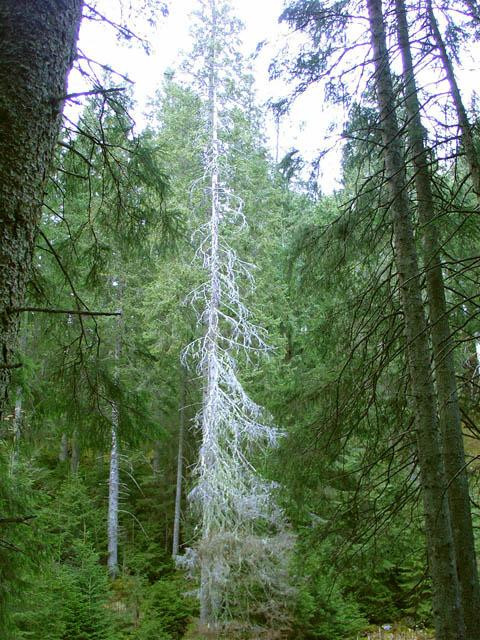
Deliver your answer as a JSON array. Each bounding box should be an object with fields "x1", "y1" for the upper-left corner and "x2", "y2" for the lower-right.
[
  {"x1": 395, "y1": 2, "x2": 480, "y2": 635},
  {"x1": 366, "y1": 1, "x2": 464, "y2": 638},
  {"x1": 0, "y1": 0, "x2": 83, "y2": 418}
]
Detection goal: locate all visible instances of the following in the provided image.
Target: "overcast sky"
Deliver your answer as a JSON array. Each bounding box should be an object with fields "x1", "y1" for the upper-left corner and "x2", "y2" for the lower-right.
[
  {"x1": 72, "y1": 1, "x2": 480, "y2": 194},
  {"x1": 72, "y1": 0, "x2": 342, "y2": 191}
]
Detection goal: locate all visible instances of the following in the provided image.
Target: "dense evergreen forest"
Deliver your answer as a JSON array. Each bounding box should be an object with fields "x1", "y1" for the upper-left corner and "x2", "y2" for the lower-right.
[{"x1": 1, "y1": 0, "x2": 480, "y2": 638}]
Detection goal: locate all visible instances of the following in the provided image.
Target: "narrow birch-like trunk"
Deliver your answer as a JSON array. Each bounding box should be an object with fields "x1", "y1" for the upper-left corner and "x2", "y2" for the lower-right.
[
  {"x1": 9, "y1": 386, "x2": 23, "y2": 472},
  {"x1": 395, "y1": 2, "x2": 480, "y2": 634},
  {"x1": 475, "y1": 335, "x2": 480, "y2": 375},
  {"x1": 10, "y1": 327, "x2": 28, "y2": 472},
  {"x1": 59, "y1": 433, "x2": 69, "y2": 463},
  {"x1": 275, "y1": 113, "x2": 280, "y2": 165},
  {"x1": 108, "y1": 289, "x2": 122, "y2": 579},
  {"x1": 366, "y1": 1, "x2": 464, "y2": 637},
  {"x1": 0, "y1": 1, "x2": 83, "y2": 417},
  {"x1": 426, "y1": 0, "x2": 480, "y2": 200},
  {"x1": 108, "y1": 397, "x2": 120, "y2": 578},
  {"x1": 172, "y1": 370, "x2": 187, "y2": 558}
]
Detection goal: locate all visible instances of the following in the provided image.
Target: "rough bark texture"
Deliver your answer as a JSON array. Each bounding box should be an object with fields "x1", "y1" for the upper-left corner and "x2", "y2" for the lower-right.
[
  {"x1": 426, "y1": 0, "x2": 480, "y2": 201},
  {"x1": 395, "y1": 2, "x2": 480, "y2": 635},
  {"x1": 0, "y1": 0, "x2": 83, "y2": 418},
  {"x1": 366, "y1": 1, "x2": 464, "y2": 638}
]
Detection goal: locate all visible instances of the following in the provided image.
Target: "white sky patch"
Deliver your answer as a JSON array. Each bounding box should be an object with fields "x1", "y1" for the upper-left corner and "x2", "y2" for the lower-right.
[
  {"x1": 70, "y1": 0, "x2": 343, "y2": 192},
  {"x1": 70, "y1": 1, "x2": 479, "y2": 194}
]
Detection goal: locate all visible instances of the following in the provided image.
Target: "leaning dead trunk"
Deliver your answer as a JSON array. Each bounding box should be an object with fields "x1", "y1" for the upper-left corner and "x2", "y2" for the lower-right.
[
  {"x1": 0, "y1": 0, "x2": 83, "y2": 417},
  {"x1": 366, "y1": 1, "x2": 464, "y2": 638},
  {"x1": 426, "y1": 0, "x2": 480, "y2": 201},
  {"x1": 395, "y1": 1, "x2": 480, "y2": 635}
]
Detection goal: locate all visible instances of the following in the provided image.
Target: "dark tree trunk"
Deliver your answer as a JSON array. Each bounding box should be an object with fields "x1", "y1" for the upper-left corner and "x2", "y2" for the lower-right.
[
  {"x1": 366, "y1": 1, "x2": 464, "y2": 638},
  {"x1": 426, "y1": 0, "x2": 480, "y2": 201},
  {"x1": 0, "y1": 0, "x2": 83, "y2": 417},
  {"x1": 395, "y1": 1, "x2": 480, "y2": 635}
]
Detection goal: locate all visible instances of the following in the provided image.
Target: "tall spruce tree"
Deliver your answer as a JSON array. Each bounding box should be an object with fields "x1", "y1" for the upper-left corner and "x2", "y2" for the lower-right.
[
  {"x1": 365, "y1": 1, "x2": 463, "y2": 635},
  {"x1": 394, "y1": 0, "x2": 480, "y2": 634},
  {"x1": 278, "y1": 0, "x2": 480, "y2": 636}
]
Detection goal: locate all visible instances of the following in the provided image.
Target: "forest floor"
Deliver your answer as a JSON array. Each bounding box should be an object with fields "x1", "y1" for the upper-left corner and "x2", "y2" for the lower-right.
[
  {"x1": 362, "y1": 630, "x2": 433, "y2": 639},
  {"x1": 183, "y1": 620, "x2": 434, "y2": 639}
]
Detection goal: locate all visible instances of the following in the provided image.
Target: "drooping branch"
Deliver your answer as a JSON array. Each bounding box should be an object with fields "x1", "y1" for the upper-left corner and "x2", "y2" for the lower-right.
[
  {"x1": 0, "y1": 515, "x2": 35, "y2": 526},
  {"x1": 12, "y1": 307, "x2": 121, "y2": 317},
  {"x1": 83, "y1": 3, "x2": 153, "y2": 51},
  {"x1": 75, "y1": 51, "x2": 135, "y2": 86},
  {"x1": 53, "y1": 87, "x2": 126, "y2": 105}
]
